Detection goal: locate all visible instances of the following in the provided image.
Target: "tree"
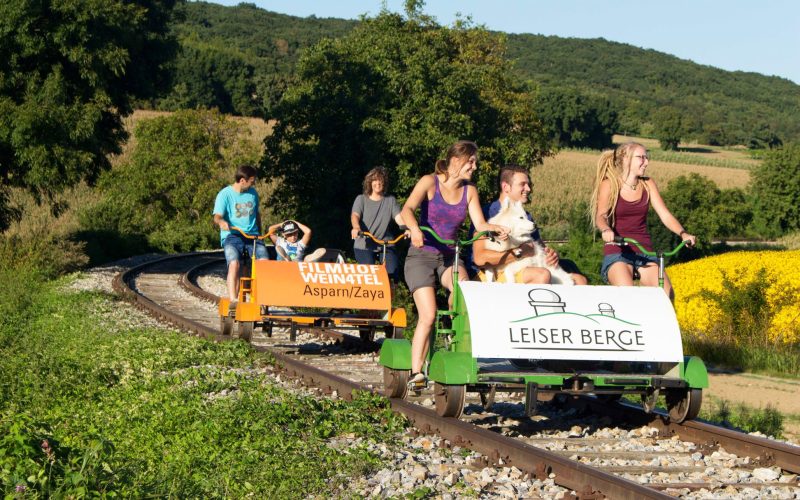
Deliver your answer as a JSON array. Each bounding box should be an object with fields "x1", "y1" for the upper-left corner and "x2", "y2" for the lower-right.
[
  {"x1": 158, "y1": 37, "x2": 261, "y2": 117},
  {"x1": 648, "y1": 173, "x2": 752, "y2": 253},
  {"x1": 262, "y1": 6, "x2": 551, "y2": 248},
  {"x1": 653, "y1": 106, "x2": 684, "y2": 150},
  {"x1": 535, "y1": 87, "x2": 619, "y2": 150},
  {"x1": 750, "y1": 143, "x2": 800, "y2": 237},
  {"x1": 82, "y1": 109, "x2": 262, "y2": 253},
  {"x1": 0, "y1": 0, "x2": 179, "y2": 230}
]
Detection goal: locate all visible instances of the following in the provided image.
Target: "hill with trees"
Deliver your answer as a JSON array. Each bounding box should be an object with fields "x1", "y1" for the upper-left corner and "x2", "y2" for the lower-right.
[{"x1": 156, "y1": 2, "x2": 800, "y2": 149}]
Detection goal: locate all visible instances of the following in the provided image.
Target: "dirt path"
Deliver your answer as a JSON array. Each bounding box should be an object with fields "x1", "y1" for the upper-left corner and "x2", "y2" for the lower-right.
[{"x1": 707, "y1": 372, "x2": 800, "y2": 440}]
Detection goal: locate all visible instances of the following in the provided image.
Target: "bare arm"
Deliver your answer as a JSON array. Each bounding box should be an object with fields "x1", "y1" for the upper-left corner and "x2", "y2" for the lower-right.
[
  {"x1": 647, "y1": 179, "x2": 696, "y2": 245},
  {"x1": 473, "y1": 237, "x2": 516, "y2": 267},
  {"x1": 351, "y1": 212, "x2": 362, "y2": 239},
  {"x1": 401, "y1": 175, "x2": 435, "y2": 248},
  {"x1": 595, "y1": 179, "x2": 615, "y2": 243},
  {"x1": 213, "y1": 213, "x2": 230, "y2": 231},
  {"x1": 267, "y1": 223, "x2": 282, "y2": 244},
  {"x1": 293, "y1": 220, "x2": 313, "y2": 246}
]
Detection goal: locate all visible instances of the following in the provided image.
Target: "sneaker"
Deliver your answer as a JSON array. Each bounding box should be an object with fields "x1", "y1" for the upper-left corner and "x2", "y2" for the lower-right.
[
  {"x1": 407, "y1": 372, "x2": 428, "y2": 389},
  {"x1": 304, "y1": 248, "x2": 327, "y2": 262}
]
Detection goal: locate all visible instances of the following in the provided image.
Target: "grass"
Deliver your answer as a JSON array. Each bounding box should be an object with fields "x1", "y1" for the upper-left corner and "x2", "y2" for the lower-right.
[
  {"x1": 0, "y1": 270, "x2": 406, "y2": 497},
  {"x1": 684, "y1": 336, "x2": 800, "y2": 378},
  {"x1": 700, "y1": 396, "x2": 784, "y2": 439},
  {"x1": 777, "y1": 231, "x2": 800, "y2": 250},
  {"x1": 621, "y1": 393, "x2": 786, "y2": 439}
]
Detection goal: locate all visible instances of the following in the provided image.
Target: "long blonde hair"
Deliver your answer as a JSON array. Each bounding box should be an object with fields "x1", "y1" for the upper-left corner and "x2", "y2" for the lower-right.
[
  {"x1": 589, "y1": 142, "x2": 650, "y2": 228},
  {"x1": 434, "y1": 140, "x2": 478, "y2": 181}
]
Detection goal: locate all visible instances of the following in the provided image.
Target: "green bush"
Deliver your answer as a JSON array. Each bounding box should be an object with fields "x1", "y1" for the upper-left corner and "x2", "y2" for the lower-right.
[
  {"x1": 0, "y1": 229, "x2": 88, "y2": 280},
  {"x1": 648, "y1": 173, "x2": 753, "y2": 259},
  {"x1": 81, "y1": 109, "x2": 261, "y2": 253},
  {"x1": 750, "y1": 142, "x2": 800, "y2": 238}
]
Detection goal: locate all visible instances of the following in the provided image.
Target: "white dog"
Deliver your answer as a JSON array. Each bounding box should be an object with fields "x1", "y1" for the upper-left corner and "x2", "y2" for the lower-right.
[{"x1": 481, "y1": 199, "x2": 574, "y2": 285}]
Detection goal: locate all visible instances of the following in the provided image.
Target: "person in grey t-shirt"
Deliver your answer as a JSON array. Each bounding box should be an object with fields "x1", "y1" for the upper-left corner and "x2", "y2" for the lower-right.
[{"x1": 350, "y1": 166, "x2": 407, "y2": 280}]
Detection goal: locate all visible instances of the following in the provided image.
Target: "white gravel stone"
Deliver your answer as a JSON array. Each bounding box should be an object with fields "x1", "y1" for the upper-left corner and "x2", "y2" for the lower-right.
[{"x1": 752, "y1": 467, "x2": 781, "y2": 481}]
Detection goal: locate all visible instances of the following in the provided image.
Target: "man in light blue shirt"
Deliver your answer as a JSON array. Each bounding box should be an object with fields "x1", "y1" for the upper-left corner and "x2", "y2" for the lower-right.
[{"x1": 213, "y1": 165, "x2": 269, "y2": 303}]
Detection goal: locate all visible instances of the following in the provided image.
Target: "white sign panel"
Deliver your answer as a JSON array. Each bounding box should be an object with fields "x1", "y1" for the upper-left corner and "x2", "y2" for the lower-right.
[{"x1": 460, "y1": 282, "x2": 684, "y2": 362}]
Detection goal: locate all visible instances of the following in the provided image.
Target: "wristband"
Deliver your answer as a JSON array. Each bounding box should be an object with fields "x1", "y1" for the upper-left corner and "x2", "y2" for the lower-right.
[{"x1": 679, "y1": 230, "x2": 688, "y2": 237}]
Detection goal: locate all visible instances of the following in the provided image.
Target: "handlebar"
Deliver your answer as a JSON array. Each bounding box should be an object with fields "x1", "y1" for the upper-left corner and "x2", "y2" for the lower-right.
[
  {"x1": 610, "y1": 236, "x2": 688, "y2": 257},
  {"x1": 229, "y1": 226, "x2": 274, "y2": 240},
  {"x1": 359, "y1": 231, "x2": 408, "y2": 246},
  {"x1": 419, "y1": 226, "x2": 492, "y2": 246}
]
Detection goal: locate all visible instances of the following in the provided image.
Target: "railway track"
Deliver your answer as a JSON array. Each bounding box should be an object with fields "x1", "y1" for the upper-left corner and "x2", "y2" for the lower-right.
[{"x1": 113, "y1": 252, "x2": 800, "y2": 499}]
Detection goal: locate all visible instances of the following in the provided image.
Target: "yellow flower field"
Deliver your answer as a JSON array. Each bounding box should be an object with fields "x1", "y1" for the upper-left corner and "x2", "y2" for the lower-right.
[{"x1": 669, "y1": 250, "x2": 800, "y2": 344}]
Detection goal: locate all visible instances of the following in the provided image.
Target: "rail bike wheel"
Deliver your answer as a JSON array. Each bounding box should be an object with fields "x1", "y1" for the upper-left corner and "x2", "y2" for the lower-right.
[
  {"x1": 384, "y1": 325, "x2": 405, "y2": 339},
  {"x1": 666, "y1": 388, "x2": 703, "y2": 423},
  {"x1": 238, "y1": 321, "x2": 254, "y2": 343},
  {"x1": 262, "y1": 324, "x2": 272, "y2": 338},
  {"x1": 383, "y1": 366, "x2": 409, "y2": 399},
  {"x1": 434, "y1": 383, "x2": 465, "y2": 418},
  {"x1": 220, "y1": 315, "x2": 233, "y2": 336}
]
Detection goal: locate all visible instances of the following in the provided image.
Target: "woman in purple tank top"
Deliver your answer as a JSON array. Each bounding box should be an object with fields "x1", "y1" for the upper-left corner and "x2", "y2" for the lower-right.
[
  {"x1": 590, "y1": 142, "x2": 697, "y2": 300},
  {"x1": 401, "y1": 140, "x2": 509, "y2": 385}
]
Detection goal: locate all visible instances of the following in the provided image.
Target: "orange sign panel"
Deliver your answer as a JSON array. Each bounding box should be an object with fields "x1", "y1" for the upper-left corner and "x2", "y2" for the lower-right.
[{"x1": 255, "y1": 260, "x2": 391, "y2": 310}]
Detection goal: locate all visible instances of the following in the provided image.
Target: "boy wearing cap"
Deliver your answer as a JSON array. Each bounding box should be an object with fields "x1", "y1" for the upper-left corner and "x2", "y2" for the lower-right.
[
  {"x1": 212, "y1": 165, "x2": 268, "y2": 303},
  {"x1": 268, "y1": 220, "x2": 312, "y2": 261}
]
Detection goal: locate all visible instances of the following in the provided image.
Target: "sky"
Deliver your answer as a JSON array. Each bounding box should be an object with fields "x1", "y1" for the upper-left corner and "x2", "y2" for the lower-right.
[{"x1": 204, "y1": 0, "x2": 800, "y2": 84}]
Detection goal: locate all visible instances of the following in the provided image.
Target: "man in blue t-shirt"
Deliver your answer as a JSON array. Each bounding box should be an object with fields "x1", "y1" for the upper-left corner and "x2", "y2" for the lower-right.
[
  {"x1": 470, "y1": 165, "x2": 588, "y2": 285},
  {"x1": 213, "y1": 165, "x2": 269, "y2": 302}
]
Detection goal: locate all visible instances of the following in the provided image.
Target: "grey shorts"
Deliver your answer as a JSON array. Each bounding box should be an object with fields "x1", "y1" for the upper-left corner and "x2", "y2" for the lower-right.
[{"x1": 404, "y1": 247, "x2": 455, "y2": 294}]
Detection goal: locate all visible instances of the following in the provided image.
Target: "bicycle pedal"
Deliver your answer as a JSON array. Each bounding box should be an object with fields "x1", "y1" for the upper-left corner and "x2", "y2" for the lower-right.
[{"x1": 407, "y1": 381, "x2": 428, "y2": 392}]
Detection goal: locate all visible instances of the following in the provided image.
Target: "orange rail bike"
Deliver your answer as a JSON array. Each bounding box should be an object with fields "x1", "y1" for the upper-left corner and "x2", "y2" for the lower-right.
[{"x1": 218, "y1": 227, "x2": 407, "y2": 343}]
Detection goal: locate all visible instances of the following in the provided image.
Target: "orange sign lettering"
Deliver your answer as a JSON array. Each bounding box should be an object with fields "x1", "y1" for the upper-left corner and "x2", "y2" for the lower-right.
[{"x1": 254, "y1": 261, "x2": 391, "y2": 310}]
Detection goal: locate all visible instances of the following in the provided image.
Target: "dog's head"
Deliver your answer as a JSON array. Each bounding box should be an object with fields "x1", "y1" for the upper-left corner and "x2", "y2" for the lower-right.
[{"x1": 490, "y1": 199, "x2": 535, "y2": 243}]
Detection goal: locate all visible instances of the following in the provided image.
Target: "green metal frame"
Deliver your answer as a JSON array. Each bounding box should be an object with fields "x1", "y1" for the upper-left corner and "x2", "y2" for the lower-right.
[{"x1": 377, "y1": 226, "x2": 708, "y2": 397}]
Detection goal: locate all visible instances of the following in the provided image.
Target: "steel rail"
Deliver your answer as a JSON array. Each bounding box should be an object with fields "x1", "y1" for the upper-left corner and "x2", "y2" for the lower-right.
[
  {"x1": 114, "y1": 252, "x2": 799, "y2": 498},
  {"x1": 570, "y1": 398, "x2": 800, "y2": 474}
]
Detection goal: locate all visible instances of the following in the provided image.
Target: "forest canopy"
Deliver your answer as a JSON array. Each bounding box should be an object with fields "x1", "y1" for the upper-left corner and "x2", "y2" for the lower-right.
[{"x1": 159, "y1": 1, "x2": 800, "y2": 149}]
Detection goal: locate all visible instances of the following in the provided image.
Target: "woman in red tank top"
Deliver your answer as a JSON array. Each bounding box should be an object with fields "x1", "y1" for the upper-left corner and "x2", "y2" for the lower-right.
[{"x1": 589, "y1": 142, "x2": 696, "y2": 300}]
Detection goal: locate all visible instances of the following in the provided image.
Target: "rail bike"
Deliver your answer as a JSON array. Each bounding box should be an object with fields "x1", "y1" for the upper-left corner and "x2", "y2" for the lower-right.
[
  {"x1": 218, "y1": 227, "x2": 407, "y2": 343},
  {"x1": 378, "y1": 227, "x2": 707, "y2": 423}
]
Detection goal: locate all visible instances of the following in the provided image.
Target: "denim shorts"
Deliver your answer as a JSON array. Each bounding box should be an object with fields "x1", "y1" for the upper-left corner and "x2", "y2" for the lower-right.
[
  {"x1": 223, "y1": 233, "x2": 269, "y2": 266},
  {"x1": 600, "y1": 252, "x2": 658, "y2": 283}
]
